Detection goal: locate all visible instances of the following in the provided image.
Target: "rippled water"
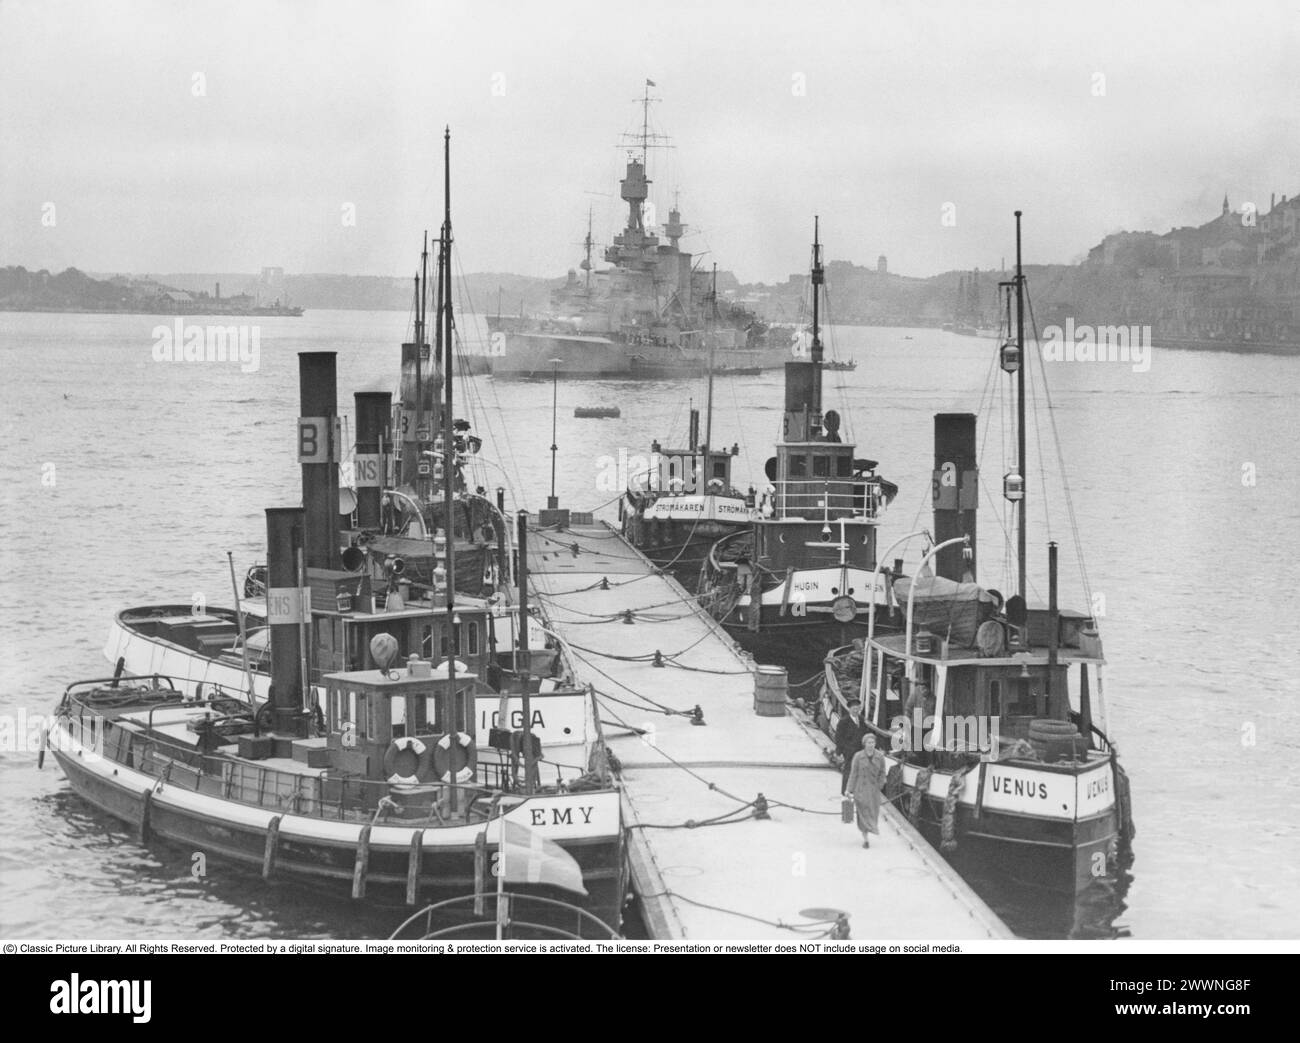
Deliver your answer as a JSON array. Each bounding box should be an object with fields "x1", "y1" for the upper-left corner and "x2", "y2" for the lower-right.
[{"x1": 2, "y1": 309, "x2": 1298, "y2": 939}]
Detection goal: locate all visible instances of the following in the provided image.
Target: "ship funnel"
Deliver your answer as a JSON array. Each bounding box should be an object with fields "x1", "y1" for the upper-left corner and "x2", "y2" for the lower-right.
[
  {"x1": 354, "y1": 390, "x2": 392, "y2": 529},
  {"x1": 932, "y1": 413, "x2": 978, "y2": 582},
  {"x1": 299, "y1": 352, "x2": 341, "y2": 571},
  {"x1": 398, "y1": 341, "x2": 438, "y2": 488},
  {"x1": 782, "y1": 361, "x2": 819, "y2": 442},
  {"x1": 265, "y1": 506, "x2": 309, "y2": 734}
]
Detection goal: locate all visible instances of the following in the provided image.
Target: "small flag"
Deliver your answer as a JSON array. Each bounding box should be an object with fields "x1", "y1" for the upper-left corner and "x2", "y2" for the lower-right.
[
  {"x1": 499, "y1": 819, "x2": 588, "y2": 895},
  {"x1": 646, "y1": 79, "x2": 656, "y2": 87}
]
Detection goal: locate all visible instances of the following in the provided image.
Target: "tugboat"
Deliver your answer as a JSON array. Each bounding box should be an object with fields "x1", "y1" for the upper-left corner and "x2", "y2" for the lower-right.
[
  {"x1": 817, "y1": 212, "x2": 1134, "y2": 899},
  {"x1": 696, "y1": 219, "x2": 898, "y2": 681},
  {"x1": 488, "y1": 84, "x2": 787, "y2": 379},
  {"x1": 46, "y1": 515, "x2": 624, "y2": 932},
  {"x1": 46, "y1": 132, "x2": 627, "y2": 934},
  {"x1": 621, "y1": 265, "x2": 761, "y2": 582},
  {"x1": 343, "y1": 226, "x2": 503, "y2": 601}
]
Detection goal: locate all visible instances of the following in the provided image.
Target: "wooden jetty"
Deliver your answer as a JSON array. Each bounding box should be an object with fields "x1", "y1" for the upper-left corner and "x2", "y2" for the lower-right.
[{"x1": 524, "y1": 520, "x2": 1011, "y2": 940}]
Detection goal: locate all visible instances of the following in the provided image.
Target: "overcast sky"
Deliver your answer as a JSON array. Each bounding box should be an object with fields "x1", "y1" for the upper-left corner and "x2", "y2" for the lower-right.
[{"x1": 3, "y1": 0, "x2": 1297, "y2": 283}]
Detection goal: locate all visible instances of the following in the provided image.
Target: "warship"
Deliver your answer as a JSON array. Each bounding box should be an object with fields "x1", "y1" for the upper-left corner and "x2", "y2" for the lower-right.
[{"x1": 488, "y1": 84, "x2": 789, "y2": 379}]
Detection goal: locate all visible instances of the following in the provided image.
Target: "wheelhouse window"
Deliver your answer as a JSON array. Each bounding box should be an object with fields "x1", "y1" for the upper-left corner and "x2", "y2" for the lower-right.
[
  {"x1": 408, "y1": 694, "x2": 428, "y2": 734},
  {"x1": 330, "y1": 687, "x2": 357, "y2": 733},
  {"x1": 788, "y1": 455, "x2": 807, "y2": 477},
  {"x1": 812, "y1": 455, "x2": 830, "y2": 477},
  {"x1": 363, "y1": 694, "x2": 376, "y2": 741}
]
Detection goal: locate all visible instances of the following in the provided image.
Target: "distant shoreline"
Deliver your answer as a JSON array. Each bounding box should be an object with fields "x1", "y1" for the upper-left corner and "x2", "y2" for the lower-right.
[
  {"x1": 2, "y1": 307, "x2": 1295, "y2": 356},
  {"x1": 0, "y1": 304, "x2": 304, "y2": 317}
]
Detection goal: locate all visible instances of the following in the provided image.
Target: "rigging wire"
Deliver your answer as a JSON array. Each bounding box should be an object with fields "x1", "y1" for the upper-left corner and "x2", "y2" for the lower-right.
[
  {"x1": 1025, "y1": 284, "x2": 1096, "y2": 620},
  {"x1": 450, "y1": 247, "x2": 529, "y2": 508}
]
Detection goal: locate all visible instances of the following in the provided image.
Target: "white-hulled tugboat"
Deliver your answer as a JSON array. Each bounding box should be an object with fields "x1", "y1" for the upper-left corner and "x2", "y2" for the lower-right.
[
  {"x1": 818, "y1": 212, "x2": 1133, "y2": 898},
  {"x1": 696, "y1": 219, "x2": 898, "y2": 681},
  {"x1": 52, "y1": 133, "x2": 628, "y2": 934},
  {"x1": 59, "y1": 359, "x2": 626, "y2": 931},
  {"x1": 46, "y1": 510, "x2": 625, "y2": 933}
]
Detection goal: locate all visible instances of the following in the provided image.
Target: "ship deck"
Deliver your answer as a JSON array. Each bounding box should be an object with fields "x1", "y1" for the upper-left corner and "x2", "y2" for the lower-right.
[{"x1": 524, "y1": 520, "x2": 1011, "y2": 940}]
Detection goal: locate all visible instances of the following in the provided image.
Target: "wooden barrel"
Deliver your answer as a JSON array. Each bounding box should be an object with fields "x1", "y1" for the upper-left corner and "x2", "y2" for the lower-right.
[{"x1": 753, "y1": 665, "x2": 788, "y2": 717}]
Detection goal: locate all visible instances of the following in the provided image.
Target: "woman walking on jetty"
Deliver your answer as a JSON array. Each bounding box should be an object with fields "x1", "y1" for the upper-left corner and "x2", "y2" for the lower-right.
[{"x1": 846, "y1": 733, "x2": 886, "y2": 848}]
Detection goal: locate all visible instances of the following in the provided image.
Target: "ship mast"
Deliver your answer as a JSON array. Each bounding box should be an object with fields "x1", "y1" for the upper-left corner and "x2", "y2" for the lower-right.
[
  {"x1": 1014, "y1": 210, "x2": 1026, "y2": 601},
  {"x1": 811, "y1": 215, "x2": 824, "y2": 423},
  {"x1": 441, "y1": 127, "x2": 456, "y2": 606},
  {"x1": 703, "y1": 263, "x2": 717, "y2": 463},
  {"x1": 640, "y1": 80, "x2": 651, "y2": 166},
  {"x1": 416, "y1": 232, "x2": 429, "y2": 501},
  {"x1": 582, "y1": 205, "x2": 593, "y2": 291},
  {"x1": 439, "y1": 127, "x2": 459, "y2": 814}
]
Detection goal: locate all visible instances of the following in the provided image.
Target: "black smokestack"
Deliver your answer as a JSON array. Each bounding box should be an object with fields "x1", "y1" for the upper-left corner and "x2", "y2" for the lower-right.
[
  {"x1": 265, "y1": 506, "x2": 305, "y2": 722},
  {"x1": 353, "y1": 391, "x2": 392, "y2": 529},
  {"x1": 397, "y1": 340, "x2": 437, "y2": 489},
  {"x1": 933, "y1": 413, "x2": 978, "y2": 582},
  {"x1": 298, "y1": 352, "x2": 340, "y2": 570},
  {"x1": 783, "y1": 361, "x2": 817, "y2": 441}
]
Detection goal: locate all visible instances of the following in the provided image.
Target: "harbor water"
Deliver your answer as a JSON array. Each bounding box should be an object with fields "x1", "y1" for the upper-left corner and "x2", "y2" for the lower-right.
[{"x1": 2, "y1": 308, "x2": 1298, "y2": 939}]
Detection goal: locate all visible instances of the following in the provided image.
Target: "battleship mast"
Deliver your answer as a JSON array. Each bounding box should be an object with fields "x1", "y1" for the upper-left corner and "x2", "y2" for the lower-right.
[{"x1": 581, "y1": 206, "x2": 593, "y2": 290}]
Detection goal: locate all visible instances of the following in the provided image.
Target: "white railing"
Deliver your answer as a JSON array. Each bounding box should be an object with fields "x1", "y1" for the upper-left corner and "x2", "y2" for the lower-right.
[{"x1": 772, "y1": 479, "x2": 884, "y2": 520}]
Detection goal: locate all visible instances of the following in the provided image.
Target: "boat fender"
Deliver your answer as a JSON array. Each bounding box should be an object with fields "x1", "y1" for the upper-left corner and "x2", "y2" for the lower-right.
[
  {"x1": 908, "y1": 767, "x2": 933, "y2": 820},
  {"x1": 940, "y1": 763, "x2": 974, "y2": 852},
  {"x1": 384, "y1": 736, "x2": 433, "y2": 785},
  {"x1": 884, "y1": 762, "x2": 904, "y2": 803},
  {"x1": 433, "y1": 732, "x2": 475, "y2": 783}
]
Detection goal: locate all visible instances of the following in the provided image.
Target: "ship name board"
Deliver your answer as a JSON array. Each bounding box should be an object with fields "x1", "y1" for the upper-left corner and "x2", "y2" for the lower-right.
[
  {"x1": 530, "y1": 806, "x2": 596, "y2": 826},
  {"x1": 480, "y1": 709, "x2": 546, "y2": 730},
  {"x1": 990, "y1": 774, "x2": 1047, "y2": 800}
]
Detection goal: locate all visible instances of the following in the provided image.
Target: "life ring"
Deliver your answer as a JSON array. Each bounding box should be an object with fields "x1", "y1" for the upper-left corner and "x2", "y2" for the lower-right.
[
  {"x1": 384, "y1": 736, "x2": 433, "y2": 785},
  {"x1": 433, "y1": 731, "x2": 476, "y2": 783}
]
